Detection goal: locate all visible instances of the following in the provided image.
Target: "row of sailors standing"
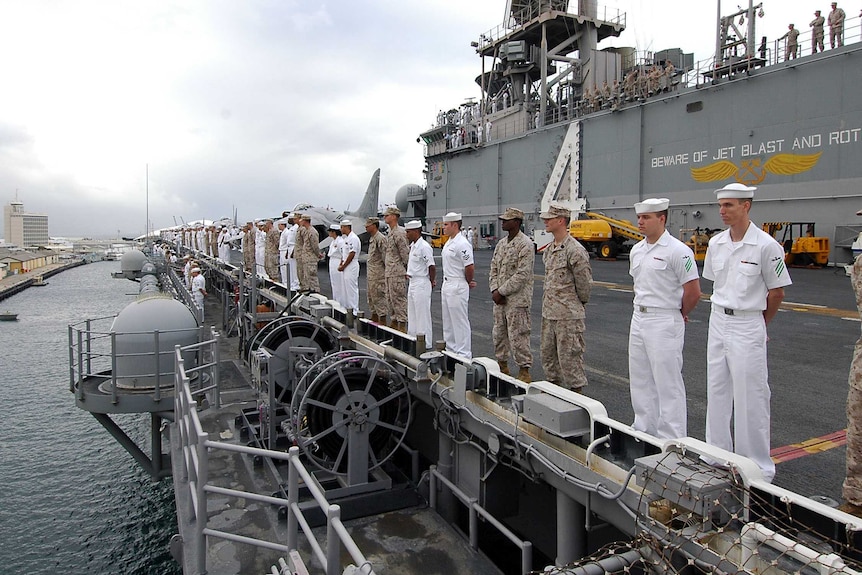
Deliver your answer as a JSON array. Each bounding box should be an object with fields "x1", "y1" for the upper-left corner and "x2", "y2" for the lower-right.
[
  {"x1": 161, "y1": 224, "x2": 243, "y2": 264},
  {"x1": 400, "y1": 193, "x2": 786, "y2": 484},
  {"x1": 579, "y1": 62, "x2": 676, "y2": 115}
]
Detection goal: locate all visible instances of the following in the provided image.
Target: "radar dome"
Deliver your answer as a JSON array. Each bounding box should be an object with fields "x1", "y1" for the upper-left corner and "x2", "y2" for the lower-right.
[
  {"x1": 120, "y1": 249, "x2": 147, "y2": 280},
  {"x1": 395, "y1": 184, "x2": 423, "y2": 213},
  {"x1": 109, "y1": 294, "x2": 199, "y2": 390}
]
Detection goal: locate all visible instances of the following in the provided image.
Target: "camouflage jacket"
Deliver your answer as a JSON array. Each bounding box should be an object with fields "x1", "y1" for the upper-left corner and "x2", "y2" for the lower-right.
[
  {"x1": 489, "y1": 231, "x2": 534, "y2": 308},
  {"x1": 542, "y1": 234, "x2": 592, "y2": 320}
]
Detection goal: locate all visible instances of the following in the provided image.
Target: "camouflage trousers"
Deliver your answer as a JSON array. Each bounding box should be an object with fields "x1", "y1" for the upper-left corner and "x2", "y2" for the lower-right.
[
  {"x1": 386, "y1": 276, "x2": 408, "y2": 323},
  {"x1": 244, "y1": 254, "x2": 255, "y2": 274},
  {"x1": 297, "y1": 260, "x2": 320, "y2": 292},
  {"x1": 844, "y1": 337, "x2": 862, "y2": 504},
  {"x1": 367, "y1": 275, "x2": 387, "y2": 318},
  {"x1": 493, "y1": 304, "x2": 532, "y2": 368},
  {"x1": 265, "y1": 254, "x2": 280, "y2": 280},
  {"x1": 540, "y1": 318, "x2": 587, "y2": 390}
]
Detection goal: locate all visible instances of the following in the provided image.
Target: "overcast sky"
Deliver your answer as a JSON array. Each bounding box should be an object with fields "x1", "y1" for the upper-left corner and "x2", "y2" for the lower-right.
[{"x1": 0, "y1": 0, "x2": 842, "y2": 238}]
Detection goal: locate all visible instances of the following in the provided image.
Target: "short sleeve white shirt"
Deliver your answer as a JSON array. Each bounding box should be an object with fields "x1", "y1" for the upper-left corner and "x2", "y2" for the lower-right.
[
  {"x1": 703, "y1": 222, "x2": 792, "y2": 311},
  {"x1": 442, "y1": 233, "x2": 473, "y2": 281},
  {"x1": 630, "y1": 229, "x2": 699, "y2": 309},
  {"x1": 407, "y1": 238, "x2": 434, "y2": 278}
]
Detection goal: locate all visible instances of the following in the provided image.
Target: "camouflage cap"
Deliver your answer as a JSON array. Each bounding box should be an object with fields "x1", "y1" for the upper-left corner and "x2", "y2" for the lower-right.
[
  {"x1": 383, "y1": 206, "x2": 401, "y2": 216},
  {"x1": 365, "y1": 216, "x2": 380, "y2": 226},
  {"x1": 499, "y1": 207, "x2": 525, "y2": 220},
  {"x1": 540, "y1": 203, "x2": 571, "y2": 219},
  {"x1": 300, "y1": 213, "x2": 312, "y2": 221}
]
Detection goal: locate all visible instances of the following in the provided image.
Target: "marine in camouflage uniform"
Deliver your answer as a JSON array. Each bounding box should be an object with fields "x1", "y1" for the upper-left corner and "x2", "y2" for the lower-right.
[
  {"x1": 264, "y1": 220, "x2": 281, "y2": 279},
  {"x1": 242, "y1": 223, "x2": 256, "y2": 275},
  {"x1": 844, "y1": 252, "x2": 862, "y2": 508},
  {"x1": 488, "y1": 208, "x2": 534, "y2": 382},
  {"x1": 365, "y1": 217, "x2": 387, "y2": 323},
  {"x1": 540, "y1": 204, "x2": 592, "y2": 391},
  {"x1": 294, "y1": 215, "x2": 320, "y2": 292},
  {"x1": 383, "y1": 207, "x2": 409, "y2": 329}
]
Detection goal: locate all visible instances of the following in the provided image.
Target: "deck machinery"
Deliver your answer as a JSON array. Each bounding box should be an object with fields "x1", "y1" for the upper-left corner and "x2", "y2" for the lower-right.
[
  {"x1": 191, "y1": 259, "x2": 862, "y2": 574},
  {"x1": 72, "y1": 251, "x2": 862, "y2": 574}
]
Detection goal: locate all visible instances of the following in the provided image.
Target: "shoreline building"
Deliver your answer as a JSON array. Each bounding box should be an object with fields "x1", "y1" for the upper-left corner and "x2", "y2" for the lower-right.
[{"x1": 4, "y1": 200, "x2": 49, "y2": 247}]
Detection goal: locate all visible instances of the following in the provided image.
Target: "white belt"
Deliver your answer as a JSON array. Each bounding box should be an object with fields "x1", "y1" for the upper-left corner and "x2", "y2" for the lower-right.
[
  {"x1": 443, "y1": 277, "x2": 466, "y2": 282},
  {"x1": 634, "y1": 305, "x2": 678, "y2": 314},
  {"x1": 711, "y1": 304, "x2": 762, "y2": 317}
]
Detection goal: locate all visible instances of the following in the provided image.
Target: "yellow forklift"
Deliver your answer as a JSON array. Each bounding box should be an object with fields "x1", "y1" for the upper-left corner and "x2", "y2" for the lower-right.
[{"x1": 761, "y1": 222, "x2": 830, "y2": 267}]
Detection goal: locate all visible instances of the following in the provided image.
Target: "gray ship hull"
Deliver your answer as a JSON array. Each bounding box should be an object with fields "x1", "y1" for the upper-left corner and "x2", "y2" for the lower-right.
[{"x1": 420, "y1": 44, "x2": 862, "y2": 262}]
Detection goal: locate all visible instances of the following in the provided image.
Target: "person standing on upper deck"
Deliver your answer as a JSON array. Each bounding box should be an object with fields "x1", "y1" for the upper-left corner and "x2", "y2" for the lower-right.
[
  {"x1": 405, "y1": 220, "x2": 435, "y2": 345},
  {"x1": 489, "y1": 207, "x2": 534, "y2": 383},
  {"x1": 829, "y1": 2, "x2": 846, "y2": 48},
  {"x1": 703, "y1": 183, "x2": 791, "y2": 483},
  {"x1": 295, "y1": 214, "x2": 321, "y2": 293},
  {"x1": 540, "y1": 204, "x2": 592, "y2": 392},
  {"x1": 264, "y1": 219, "x2": 281, "y2": 280},
  {"x1": 339, "y1": 220, "x2": 361, "y2": 315},
  {"x1": 841, "y1": 207, "x2": 862, "y2": 518},
  {"x1": 383, "y1": 206, "x2": 409, "y2": 332},
  {"x1": 441, "y1": 212, "x2": 475, "y2": 360},
  {"x1": 780, "y1": 23, "x2": 800, "y2": 60},
  {"x1": 327, "y1": 224, "x2": 344, "y2": 304},
  {"x1": 365, "y1": 217, "x2": 388, "y2": 324},
  {"x1": 628, "y1": 198, "x2": 701, "y2": 440},
  {"x1": 810, "y1": 10, "x2": 826, "y2": 52},
  {"x1": 241, "y1": 222, "x2": 256, "y2": 275},
  {"x1": 277, "y1": 218, "x2": 290, "y2": 286}
]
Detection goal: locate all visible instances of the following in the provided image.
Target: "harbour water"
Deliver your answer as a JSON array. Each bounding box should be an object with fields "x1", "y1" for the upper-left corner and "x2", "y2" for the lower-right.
[{"x1": 0, "y1": 261, "x2": 179, "y2": 575}]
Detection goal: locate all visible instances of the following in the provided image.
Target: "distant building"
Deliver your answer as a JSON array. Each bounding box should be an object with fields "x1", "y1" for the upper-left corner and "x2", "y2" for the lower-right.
[{"x1": 4, "y1": 200, "x2": 49, "y2": 247}]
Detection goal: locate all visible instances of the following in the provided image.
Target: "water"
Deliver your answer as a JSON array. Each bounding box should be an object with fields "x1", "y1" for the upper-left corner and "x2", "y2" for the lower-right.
[{"x1": 0, "y1": 261, "x2": 181, "y2": 575}]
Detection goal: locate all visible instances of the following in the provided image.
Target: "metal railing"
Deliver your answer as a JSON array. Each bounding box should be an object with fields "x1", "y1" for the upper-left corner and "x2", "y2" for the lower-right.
[
  {"x1": 478, "y1": 2, "x2": 625, "y2": 51},
  {"x1": 68, "y1": 315, "x2": 209, "y2": 404},
  {"x1": 429, "y1": 465, "x2": 533, "y2": 575},
  {"x1": 173, "y1": 346, "x2": 376, "y2": 575}
]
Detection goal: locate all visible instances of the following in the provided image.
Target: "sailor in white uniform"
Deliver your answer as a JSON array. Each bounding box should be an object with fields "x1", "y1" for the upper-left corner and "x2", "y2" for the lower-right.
[
  {"x1": 286, "y1": 214, "x2": 300, "y2": 291},
  {"x1": 628, "y1": 198, "x2": 701, "y2": 440},
  {"x1": 277, "y1": 218, "x2": 290, "y2": 285},
  {"x1": 703, "y1": 183, "x2": 791, "y2": 482},
  {"x1": 441, "y1": 212, "x2": 476, "y2": 359},
  {"x1": 254, "y1": 221, "x2": 267, "y2": 278},
  {"x1": 190, "y1": 267, "x2": 207, "y2": 319},
  {"x1": 327, "y1": 224, "x2": 345, "y2": 305},
  {"x1": 405, "y1": 220, "x2": 435, "y2": 344},
  {"x1": 339, "y1": 220, "x2": 361, "y2": 315}
]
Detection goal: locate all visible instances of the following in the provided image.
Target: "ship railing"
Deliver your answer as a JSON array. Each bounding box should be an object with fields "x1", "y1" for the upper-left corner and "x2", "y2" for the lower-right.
[
  {"x1": 772, "y1": 16, "x2": 862, "y2": 65},
  {"x1": 478, "y1": 1, "x2": 624, "y2": 51},
  {"x1": 428, "y1": 465, "x2": 533, "y2": 574},
  {"x1": 68, "y1": 315, "x2": 209, "y2": 404},
  {"x1": 173, "y1": 350, "x2": 376, "y2": 575}
]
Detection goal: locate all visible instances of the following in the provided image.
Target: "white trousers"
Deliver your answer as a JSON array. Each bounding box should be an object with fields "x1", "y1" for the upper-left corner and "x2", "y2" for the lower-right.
[
  {"x1": 288, "y1": 257, "x2": 299, "y2": 290},
  {"x1": 279, "y1": 250, "x2": 288, "y2": 285},
  {"x1": 706, "y1": 309, "x2": 774, "y2": 482},
  {"x1": 407, "y1": 277, "x2": 432, "y2": 343},
  {"x1": 342, "y1": 260, "x2": 360, "y2": 313},
  {"x1": 628, "y1": 310, "x2": 687, "y2": 439},
  {"x1": 329, "y1": 257, "x2": 344, "y2": 305},
  {"x1": 442, "y1": 279, "x2": 471, "y2": 359},
  {"x1": 219, "y1": 244, "x2": 230, "y2": 263}
]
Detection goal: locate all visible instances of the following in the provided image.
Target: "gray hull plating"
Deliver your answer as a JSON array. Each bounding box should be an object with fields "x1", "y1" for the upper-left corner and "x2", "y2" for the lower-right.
[{"x1": 423, "y1": 46, "x2": 862, "y2": 261}]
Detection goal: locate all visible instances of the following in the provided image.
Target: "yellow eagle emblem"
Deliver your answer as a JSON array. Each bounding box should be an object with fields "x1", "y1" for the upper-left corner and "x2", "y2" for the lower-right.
[{"x1": 690, "y1": 152, "x2": 822, "y2": 185}]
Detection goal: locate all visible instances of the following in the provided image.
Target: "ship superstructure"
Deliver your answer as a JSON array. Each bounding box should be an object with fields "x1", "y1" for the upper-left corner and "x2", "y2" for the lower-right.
[{"x1": 409, "y1": 0, "x2": 862, "y2": 261}]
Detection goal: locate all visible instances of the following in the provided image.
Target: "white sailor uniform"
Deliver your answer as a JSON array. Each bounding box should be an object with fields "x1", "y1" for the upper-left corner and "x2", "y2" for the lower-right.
[
  {"x1": 628, "y1": 229, "x2": 699, "y2": 439},
  {"x1": 328, "y1": 235, "x2": 345, "y2": 305},
  {"x1": 406, "y1": 236, "x2": 434, "y2": 343},
  {"x1": 341, "y1": 231, "x2": 361, "y2": 314},
  {"x1": 703, "y1": 222, "x2": 792, "y2": 482},
  {"x1": 441, "y1": 232, "x2": 473, "y2": 359}
]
